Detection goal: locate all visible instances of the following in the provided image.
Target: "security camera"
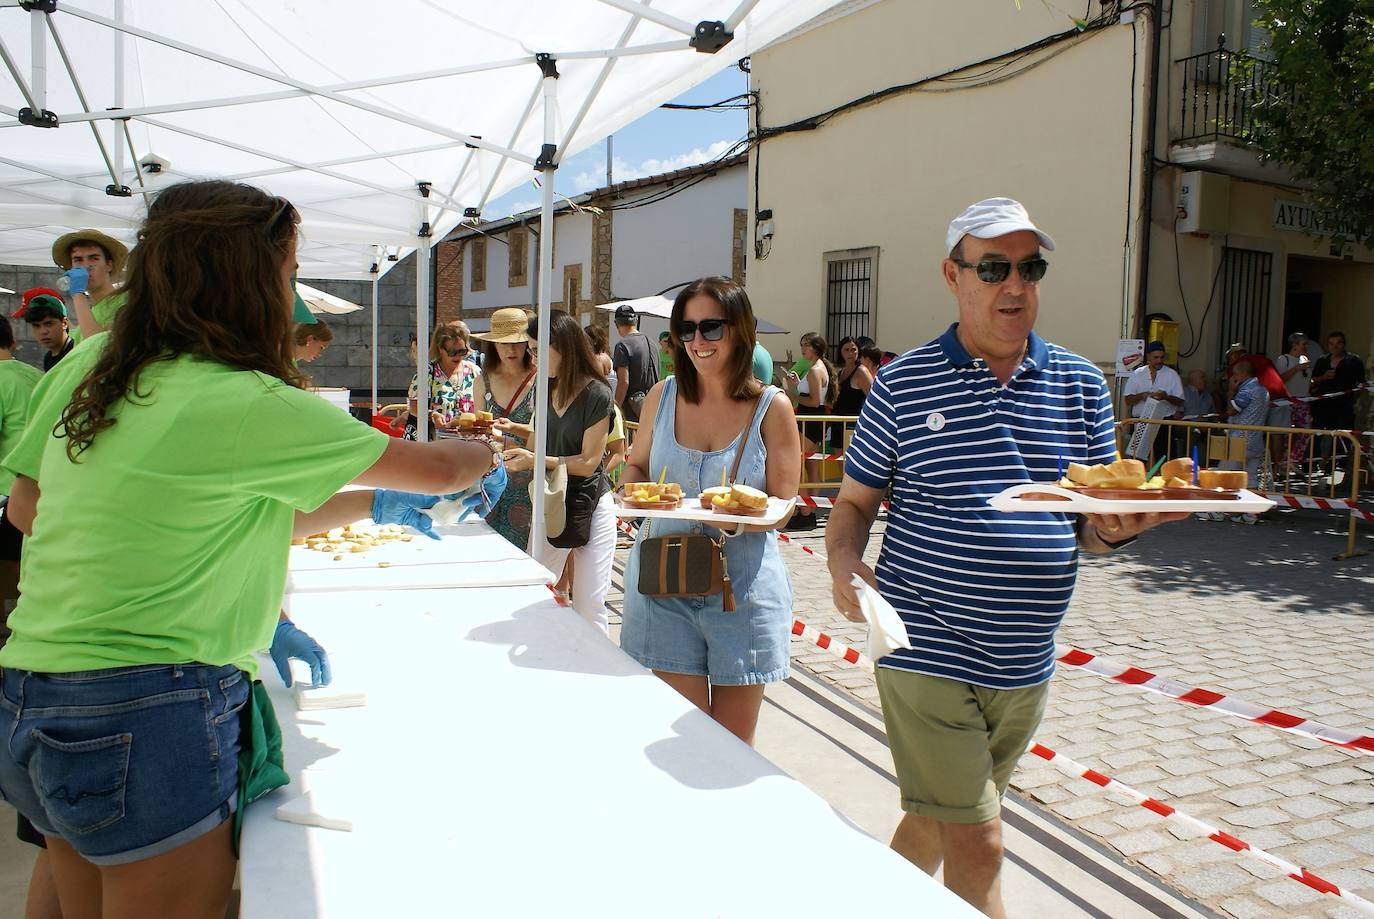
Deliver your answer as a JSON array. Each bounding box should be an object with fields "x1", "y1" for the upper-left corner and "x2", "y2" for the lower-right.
[{"x1": 139, "y1": 153, "x2": 171, "y2": 174}]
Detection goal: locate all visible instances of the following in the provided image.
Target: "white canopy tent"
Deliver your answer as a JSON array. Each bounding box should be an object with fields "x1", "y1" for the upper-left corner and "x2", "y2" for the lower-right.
[{"x1": 0, "y1": 0, "x2": 845, "y2": 548}]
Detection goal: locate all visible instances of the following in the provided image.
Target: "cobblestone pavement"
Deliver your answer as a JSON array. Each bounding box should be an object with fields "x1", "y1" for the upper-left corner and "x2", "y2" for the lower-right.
[{"x1": 610, "y1": 508, "x2": 1374, "y2": 919}]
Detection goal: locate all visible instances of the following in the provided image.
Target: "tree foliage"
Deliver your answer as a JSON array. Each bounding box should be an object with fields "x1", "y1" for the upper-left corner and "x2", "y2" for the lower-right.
[{"x1": 1244, "y1": 0, "x2": 1374, "y2": 242}]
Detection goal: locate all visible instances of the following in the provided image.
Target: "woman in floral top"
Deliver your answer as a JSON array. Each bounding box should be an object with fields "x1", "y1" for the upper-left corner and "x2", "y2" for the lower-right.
[{"x1": 405, "y1": 325, "x2": 477, "y2": 439}]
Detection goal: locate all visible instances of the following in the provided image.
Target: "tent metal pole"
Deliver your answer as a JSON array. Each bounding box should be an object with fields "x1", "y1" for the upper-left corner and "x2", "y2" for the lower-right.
[
  {"x1": 557, "y1": 40, "x2": 692, "y2": 60},
  {"x1": 29, "y1": 6, "x2": 45, "y2": 113},
  {"x1": 529, "y1": 57, "x2": 559, "y2": 553},
  {"x1": 55, "y1": 7, "x2": 535, "y2": 163},
  {"x1": 38, "y1": 55, "x2": 537, "y2": 126},
  {"x1": 45, "y1": 19, "x2": 120, "y2": 189},
  {"x1": 0, "y1": 35, "x2": 40, "y2": 112},
  {"x1": 111, "y1": 0, "x2": 126, "y2": 195},
  {"x1": 414, "y1": 187, "x2": 432, "y2": 443},
  {"x1": 557, "y1": 11, "x2": 642, "y2": 157},
  {"x1": 590, "y1": 0, "x2": 696, "y2": 36},
  {"x1": 724, "y1": 0, "x2": 764, "y2": 32},
  {"x1": 370, "y1": 258, "x2": 380, "y2": 412},
  {"x1": 475, "y1": 79, "x2": 543, "y2": 215}
]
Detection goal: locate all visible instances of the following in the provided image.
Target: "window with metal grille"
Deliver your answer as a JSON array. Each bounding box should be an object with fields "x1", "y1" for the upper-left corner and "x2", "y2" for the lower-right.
[
  {"x1": 823, "y1": 248, "x2": 879, "y2": 357},
  {"x1": 1217, "y1": 246, "x2": 1272, "y2": 367},
  {"x1": 470, "y1": 238, "x2": 486, "y2": 292}
]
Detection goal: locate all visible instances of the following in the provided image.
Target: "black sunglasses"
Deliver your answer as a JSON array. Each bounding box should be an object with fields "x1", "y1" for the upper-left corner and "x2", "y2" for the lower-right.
[
  {"x1": 266, "y1": 196, "x2": 300, "y2": 235},
  {"x1": 675, "y1": 318, "x2": 728, "y2": 342},
  {"x1": 951, "y1": 256, "x2": 1048, "y2": 284},
  {"x1": 446, "y1": 346, "x2": 468, "y2": 358}
]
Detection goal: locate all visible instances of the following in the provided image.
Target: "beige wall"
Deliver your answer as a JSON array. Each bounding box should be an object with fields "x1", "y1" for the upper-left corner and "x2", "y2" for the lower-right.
[{"x1": 747, "y1": 3, "x2": 1144, "y2": 369}]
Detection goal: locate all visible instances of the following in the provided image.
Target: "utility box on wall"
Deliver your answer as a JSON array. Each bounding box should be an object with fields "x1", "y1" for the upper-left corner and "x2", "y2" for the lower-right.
[{"x1": 1176, "y1": 171, "x2": 1231, "y2": 236}]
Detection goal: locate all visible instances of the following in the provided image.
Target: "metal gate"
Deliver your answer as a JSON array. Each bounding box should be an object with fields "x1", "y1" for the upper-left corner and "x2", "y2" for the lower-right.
[
  {"x1": 1217, "y1": 247, "x2": 1272, "y2": 366},
  {"x1": 825, "y1": 254, "x2": 874, "y2": 355}
]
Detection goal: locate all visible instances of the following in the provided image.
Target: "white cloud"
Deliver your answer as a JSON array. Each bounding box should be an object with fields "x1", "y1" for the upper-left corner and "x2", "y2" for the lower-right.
[
  {"x1": 570, "y1": 138, "x2": 737, "y2": 192},
  {"x1": 497, "y1": 198, "x2": 540, "y2": 218}
]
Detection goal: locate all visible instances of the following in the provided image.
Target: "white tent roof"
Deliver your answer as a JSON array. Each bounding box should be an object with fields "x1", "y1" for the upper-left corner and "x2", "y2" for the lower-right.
[{"x1": 0, "y1": 0, "x2": 841, "y2": 279}]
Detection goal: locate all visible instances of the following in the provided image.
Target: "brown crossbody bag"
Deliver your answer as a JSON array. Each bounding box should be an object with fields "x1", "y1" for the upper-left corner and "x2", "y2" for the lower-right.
[{"x1": 636, "y1": 398, "x2": 759, "y2": 613}]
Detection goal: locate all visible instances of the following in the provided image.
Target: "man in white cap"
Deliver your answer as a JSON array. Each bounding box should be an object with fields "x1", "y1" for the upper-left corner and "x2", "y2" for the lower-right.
[
  {"x1": 825, "y1": 197, "x2": 1182, "y2": 916},
  {"x1": 52, "y1": 229, "x2": 129, "y2": 338}
]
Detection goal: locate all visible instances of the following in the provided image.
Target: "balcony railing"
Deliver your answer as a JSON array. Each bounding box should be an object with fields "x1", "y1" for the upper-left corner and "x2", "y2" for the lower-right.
[{"x1": 1175, "y1": 42, "x2": 1290, "y2": 145}]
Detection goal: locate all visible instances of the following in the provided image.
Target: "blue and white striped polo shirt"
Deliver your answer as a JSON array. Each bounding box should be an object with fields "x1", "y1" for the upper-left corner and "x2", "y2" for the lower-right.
[{"x1": 845, "y1": 323, "x2": 1118, "y2": 690}]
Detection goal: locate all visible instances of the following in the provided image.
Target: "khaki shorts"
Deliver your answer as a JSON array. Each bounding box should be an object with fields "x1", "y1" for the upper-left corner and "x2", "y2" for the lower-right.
[{"x1": 876, "y1": 668, "x2": 1050, "y2": 825}]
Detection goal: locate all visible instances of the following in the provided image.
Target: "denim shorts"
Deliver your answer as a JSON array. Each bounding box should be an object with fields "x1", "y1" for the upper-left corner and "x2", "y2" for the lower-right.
[
  {"x1": 621, "y1": 593, "x2": 791, "y2": 686},
  {"x1": 0, "y1": 662, "x2": 248, "y2": 865}
]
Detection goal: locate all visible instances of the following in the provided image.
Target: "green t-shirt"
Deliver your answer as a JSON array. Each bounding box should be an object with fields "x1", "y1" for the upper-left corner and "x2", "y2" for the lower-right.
[
  {"x1": 93, "y1": 290, "x2": 127, "y2": 326},
  {"x1": 0, "y1": 340, "x2": 388, "y2": 677},
  {"x1": 1, "y1": 332, "x2": 109, "y2": 484},
  {"x1": 0, "y1": 359, "x2": 43, "y2": 495}
]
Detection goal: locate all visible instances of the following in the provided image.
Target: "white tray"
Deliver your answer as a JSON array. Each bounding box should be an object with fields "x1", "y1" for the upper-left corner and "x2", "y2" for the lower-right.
[
  {"x1": 988, "y1": 484, "x2": 1276, "y2": 515},
  {"x1": 613, "y1": 495, "x2": 797, "y2": 528}
]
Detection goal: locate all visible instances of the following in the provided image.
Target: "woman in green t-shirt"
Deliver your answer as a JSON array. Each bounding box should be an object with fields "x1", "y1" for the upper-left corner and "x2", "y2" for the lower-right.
[{"x1": 0, "y1": 180, "x2": 501, "y2": 918}]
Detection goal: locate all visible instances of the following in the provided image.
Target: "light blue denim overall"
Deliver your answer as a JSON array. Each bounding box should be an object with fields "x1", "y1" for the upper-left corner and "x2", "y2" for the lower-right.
[{"x1": 620, "y1": 380, "x2": 793, "y2": 685}]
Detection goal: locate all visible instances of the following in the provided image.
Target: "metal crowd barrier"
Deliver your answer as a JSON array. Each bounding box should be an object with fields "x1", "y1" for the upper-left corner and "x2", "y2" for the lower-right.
[{"x1": 1116, "y1": 417, "x2": 1369, "y2": 559}]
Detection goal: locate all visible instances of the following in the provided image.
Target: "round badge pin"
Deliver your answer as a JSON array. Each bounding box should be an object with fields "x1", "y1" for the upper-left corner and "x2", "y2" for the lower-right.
[{"x1": 926, "y1": 412, "x2": 946, "y2": 432}]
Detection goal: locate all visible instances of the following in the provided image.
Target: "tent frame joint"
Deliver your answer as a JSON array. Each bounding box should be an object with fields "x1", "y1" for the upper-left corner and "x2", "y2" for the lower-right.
[
  {"x1": 535, "y1": 52, "x2": 559, "y2": 80},
  {"x1": 534, "y1": 144, "x2": 558, "y2": 172},
  {"x1": 104, "y1": 182, "x2": 132, "y2": 197},
  {"x1": 690, "y1": 21, "x2": 733, "y2": 54},
  {"x1": 17, "y1": 106, "x2": 58, "y2": 128},
  {"x1": 18, "y1": 1, "x2": 58, "y2": 14}
]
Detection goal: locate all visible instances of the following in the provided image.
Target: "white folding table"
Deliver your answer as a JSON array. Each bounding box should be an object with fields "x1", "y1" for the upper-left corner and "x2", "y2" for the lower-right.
[{"x1": 240, "y1": 524, "x2": 977, "y2": 917}]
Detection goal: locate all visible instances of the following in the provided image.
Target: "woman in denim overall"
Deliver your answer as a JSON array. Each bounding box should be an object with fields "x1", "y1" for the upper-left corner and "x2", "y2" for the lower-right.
[{"x1": 620, "y1": 277, "x2": 800, "y2": 745}]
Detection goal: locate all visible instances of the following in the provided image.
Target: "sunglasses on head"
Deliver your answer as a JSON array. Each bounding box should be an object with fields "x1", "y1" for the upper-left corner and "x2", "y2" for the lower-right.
[
  {"x1": 675, "y1": 318, "x2": 727, "y2": 342},
  {"x1": 266, "y1": 196, "x2": 300, "y2": 235},
  {"x1": 951, "y1": 256, "x2": 1048, "y2": 284}
]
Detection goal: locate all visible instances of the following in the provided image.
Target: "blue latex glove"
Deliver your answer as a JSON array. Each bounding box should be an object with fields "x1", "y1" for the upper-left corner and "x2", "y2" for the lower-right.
[
  {"x1": 459, "y1": 458, "x2": 508, "y2": 522},
  {"x1": 270, "y1": 620, "x2": 331, "y2": 688},
  {"x1": 63, "y1": 267, "x2": 89, "y2": 297},
  {"x1": 372, "y1": 489, "x2": 442, "y2": 540}
]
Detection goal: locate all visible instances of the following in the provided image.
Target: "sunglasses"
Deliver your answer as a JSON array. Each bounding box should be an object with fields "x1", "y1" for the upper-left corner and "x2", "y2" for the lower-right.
[
  {"x1": 675, "y1": 318, "x2": 728, "y2": 342},
  {"x1": 445, "y1": 347, "x2": 468, "y2": 358},
  {"x1": 266, "y1": 196, "x2": 300, "y2": 234},
  {"x1": 951, "y1": 256, "x2": 1048, "y2": 284}
]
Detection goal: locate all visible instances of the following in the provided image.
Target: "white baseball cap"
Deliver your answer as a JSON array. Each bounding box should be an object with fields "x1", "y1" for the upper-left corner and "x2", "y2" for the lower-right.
[{"x1": 945, "y1": 197, "x2": 1055, "y2": 253}]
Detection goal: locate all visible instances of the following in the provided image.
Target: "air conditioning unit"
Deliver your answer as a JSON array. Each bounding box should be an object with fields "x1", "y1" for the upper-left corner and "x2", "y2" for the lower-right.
[{"x1": 1176, "y1": 171, "x2": 1230, "y2": 235}]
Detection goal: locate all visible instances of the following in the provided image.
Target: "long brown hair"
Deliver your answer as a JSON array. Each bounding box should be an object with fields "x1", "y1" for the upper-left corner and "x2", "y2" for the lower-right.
[
  {"x1": 293, "y1": 318, "x2": 332, "y2": 346},
  {"x1": 548, "y1": 310, "x2": 602, "y2": 408},
  {"x1": 801, "y1": 331, "x2": 839, "y2": 406},
  {"x1": 61, "y1": 180, "x2": 302, "y2": 459},
  {"x1": 670, "y1": 277, "x2": 762, "y2": 404}
]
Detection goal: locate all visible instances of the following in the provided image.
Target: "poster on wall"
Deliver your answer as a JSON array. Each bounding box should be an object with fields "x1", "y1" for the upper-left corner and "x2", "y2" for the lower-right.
[{"x1": 1116, "y1": 339, "x2": 1144, "y2": 377}]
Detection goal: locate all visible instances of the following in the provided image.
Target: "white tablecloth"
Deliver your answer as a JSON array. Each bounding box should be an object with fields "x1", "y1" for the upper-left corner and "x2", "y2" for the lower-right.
[{"x1": 241, "y1": 580, "x2": 977, "y2": 917}]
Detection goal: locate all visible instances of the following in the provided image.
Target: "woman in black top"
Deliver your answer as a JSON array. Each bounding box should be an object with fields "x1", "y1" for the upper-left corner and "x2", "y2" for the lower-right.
[
  {"x1": 500, "y1": 311, "x2": 615, "y2": 631},
  {"x1": 832, "y1": 336, "x2": 874, "y2": 417}
]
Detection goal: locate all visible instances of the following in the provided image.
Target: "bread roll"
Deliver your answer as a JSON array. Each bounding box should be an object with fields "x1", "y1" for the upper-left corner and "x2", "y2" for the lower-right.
[
  {"x1": 458, "y1": 412, "x2": 477, "y2": 425},
  {"x1": 731, "y1": 484, "x2": 768, "y2": 509},
  {"x1": 700, "y1": 486, "x2": 732, "y2": 509},
  {"x1": 1102, "y1": 458, "x2": 1146, "y2": 488},
  {"x1": 1161, "y1": 457, "x2": 1194, "y2": 483},
  {"x1": 476, "y1": 410, "x2": 493, "y2": 422},
  {"x1": 1199, "y1": 469, "x2": 1246, "y2": 490}
]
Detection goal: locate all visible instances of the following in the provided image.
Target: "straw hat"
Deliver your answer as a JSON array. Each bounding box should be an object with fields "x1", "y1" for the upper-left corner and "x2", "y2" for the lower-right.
[
  {"x1": 52, "y1": 229, "x2": 130, "y2": 273},
  {"x1": 472, "y1": 307, "x2": 531, "y2": 343}
]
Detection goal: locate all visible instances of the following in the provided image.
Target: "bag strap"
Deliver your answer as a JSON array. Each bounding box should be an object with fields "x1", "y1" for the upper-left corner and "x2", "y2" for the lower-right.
[
  {"x1": 500, "y1": 369, "x2": 537, "y2": 418},
  {"x1": 643, "y1": 392, "x2": 764, "y2": 544}
]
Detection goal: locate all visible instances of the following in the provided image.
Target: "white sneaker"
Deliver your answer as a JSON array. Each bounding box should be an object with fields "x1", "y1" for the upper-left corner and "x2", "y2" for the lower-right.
[{"x1": 1240, "y1": 513, "x2": 1260, "y2": 525}]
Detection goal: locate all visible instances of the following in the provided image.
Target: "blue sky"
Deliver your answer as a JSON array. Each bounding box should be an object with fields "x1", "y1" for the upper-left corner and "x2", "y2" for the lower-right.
[{"x1": 488, "y1": 65, "x2": 749, "y2": 218}]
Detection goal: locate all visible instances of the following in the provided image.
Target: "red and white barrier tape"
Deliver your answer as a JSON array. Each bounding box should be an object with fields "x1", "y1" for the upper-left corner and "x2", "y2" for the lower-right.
[
  {"x1": 780, "y1": 610, "x2": 1374, "y2": 913},
  {"x1": 1270, "y1": 382, "x2": 1374, "y2": 408},
  {"x1": 1264, "y1": 493, "x2": 1374, "y2": 523},
  {"x1": 1054, "y1": 645, "x2": 1374, "y2": 755},
  {"x1": 791, "y1": 618, "x2": 873, "y2": 670},
  {"x1": 1029, "y1": 743, "x2": 1374, "y2": 916}
]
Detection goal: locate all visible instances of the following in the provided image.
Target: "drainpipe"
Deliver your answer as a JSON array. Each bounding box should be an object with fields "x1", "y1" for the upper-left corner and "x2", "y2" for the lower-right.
[{"x1": 1132, "y1": 1, "x2": 1165, "y2": 338}]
